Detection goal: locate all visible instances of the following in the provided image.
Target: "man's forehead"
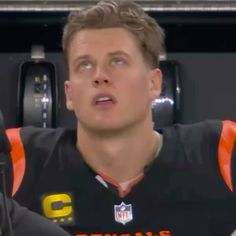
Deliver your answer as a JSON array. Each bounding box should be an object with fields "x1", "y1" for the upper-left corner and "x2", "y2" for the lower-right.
[
  {"x1": 71, "y1": 27, "x2": 136, "y2": 45},
  {"x1": 69, "y1": 29, "x2": 139, "y2": 57}
]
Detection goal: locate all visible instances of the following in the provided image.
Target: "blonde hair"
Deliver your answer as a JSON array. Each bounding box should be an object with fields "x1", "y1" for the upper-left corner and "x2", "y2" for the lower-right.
[{"x1": 62, "y1": 0, "x2": 165, "y2": 69}]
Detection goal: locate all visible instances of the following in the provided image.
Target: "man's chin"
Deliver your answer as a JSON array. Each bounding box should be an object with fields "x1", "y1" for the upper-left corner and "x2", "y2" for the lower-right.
[{"x1": 79, "y1": 122, "x2": 129, "y2": 137}]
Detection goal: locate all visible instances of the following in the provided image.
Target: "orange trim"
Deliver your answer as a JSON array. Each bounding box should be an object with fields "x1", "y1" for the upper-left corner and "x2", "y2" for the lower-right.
[
  {"x1": 97, "y1": 171, "x2": 120, "y2": 187},
  {"x1": 96, "y1": 171, "x2": 125, "y2": 197},
  {"x1": 6, "y1": 128, "x2": 26, "y2": 196},
  {"x1": 218, "y1": 120, "x2": 236, "y2": 192},
  {"x1": 125, "y1": 174, "x2": 144, "y2": 194},
  {"x1": 97, "y1": 170, "x2": 143, "y2": 198}
]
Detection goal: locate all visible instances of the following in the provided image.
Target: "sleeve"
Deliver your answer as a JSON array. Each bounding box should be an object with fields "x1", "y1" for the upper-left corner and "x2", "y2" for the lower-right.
[
  {"x1": 0, "y1": 192, "x2": 70, "y2": 236},
  {"x1": 6, "y1": 127, "x2": 65, "y2": 198},
  {"x1": 217, "y1": 120, "x2": 236, "y2": 192},
  {"x1": 203, "y1": 120, "x2": 236, "y2": 235},
  {"x1": 177, "y1": 120, "x2": 236, "y2": 235},
  {"x1": 177, "y1": 120, "x2": 233, "y2": 198},
  {"x1": 6, "y1": 128, "x2": 25, "y2": 197}
]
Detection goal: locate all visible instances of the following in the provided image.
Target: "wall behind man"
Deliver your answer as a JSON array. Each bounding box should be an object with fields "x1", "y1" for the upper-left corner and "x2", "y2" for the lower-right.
[
  {"x1": 168, "y1": 53, "x2": 236, "y2": 123},
  {"x1": 0, "y1": 11, "x2": 236, "y2": 128}
]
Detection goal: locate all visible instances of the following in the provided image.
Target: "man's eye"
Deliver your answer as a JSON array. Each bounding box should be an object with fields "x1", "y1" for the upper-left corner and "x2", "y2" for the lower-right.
[
  {"x1": 79, "y1": 61, "x2": 93, "y2": 70},
  {"x1": 111, "y1": 57, "x2": 126, "y2": 66}
]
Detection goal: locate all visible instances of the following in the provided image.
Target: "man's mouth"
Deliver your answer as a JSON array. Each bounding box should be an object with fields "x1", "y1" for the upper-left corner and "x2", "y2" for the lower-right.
[
  {"x1": 93, "y1": 94, "x2": 117, "y2": 106},
  {"x1": 96, "y1": 97, "x2": 113, "y2": 104}
]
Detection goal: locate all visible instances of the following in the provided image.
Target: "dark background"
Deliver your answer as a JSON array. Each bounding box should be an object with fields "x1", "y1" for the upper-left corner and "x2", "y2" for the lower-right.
[{"x1": 1, "y1": 11, "x2": 236, "y2": 128}]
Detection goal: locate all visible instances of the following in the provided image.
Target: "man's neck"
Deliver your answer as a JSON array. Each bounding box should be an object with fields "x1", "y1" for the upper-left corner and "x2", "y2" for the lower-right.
[{"x1": 76, "y1": 123, "x2": 161, "y2": 183}]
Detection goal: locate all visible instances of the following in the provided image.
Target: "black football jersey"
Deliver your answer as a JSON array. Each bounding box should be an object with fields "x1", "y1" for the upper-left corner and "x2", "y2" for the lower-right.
[{"x1": 5, "y1": 120, "x2": 236, "y2": 236}]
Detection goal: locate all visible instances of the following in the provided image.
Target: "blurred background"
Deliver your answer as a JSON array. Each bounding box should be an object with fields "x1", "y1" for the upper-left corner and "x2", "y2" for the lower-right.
[{"x1": 0, "y1": 0, "x2": 236, "y2": 128}]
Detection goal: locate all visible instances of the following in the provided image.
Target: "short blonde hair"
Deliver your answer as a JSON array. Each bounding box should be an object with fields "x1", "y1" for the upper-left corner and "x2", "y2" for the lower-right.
[{"x1": 62, "y1": 0, "x2": 165, "y2": 69}]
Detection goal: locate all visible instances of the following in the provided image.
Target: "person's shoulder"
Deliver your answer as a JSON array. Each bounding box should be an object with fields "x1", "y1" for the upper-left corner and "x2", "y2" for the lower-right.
[
  {"x1": 157, "y1": 120, "x2": 223, "y2": 166},
  {"x1": 173, "y1": 119, "x2": 236, "y2": 142},
  {"x1": 6, "y1": 126, "x2": 76, "y2": 155},
  {"x1": 164, "y1": 119, "x2": 222, "y2": 139},
  {"x1": 175, "y1": 119, "x2": 221, "y2": 132},
  {"x1": 20, "y1": 125, "x2": 68, "y2": 136},
  {"x1": 177, "y1": 120, "x2": 222, "y2": 151},
  {"x1": 19, "y1": 126, "x2": 75, "y2": 143},
  {"x1": 158, "y1": 120, "x2": 222, "y2": 145}
]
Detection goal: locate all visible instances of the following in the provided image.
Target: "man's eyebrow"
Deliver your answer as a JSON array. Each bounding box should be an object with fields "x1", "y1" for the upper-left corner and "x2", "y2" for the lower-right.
[
  {"x1": 72, "y1": 51, "x2": 130, "y2": 65},
  {"x1": 73, "y1": 55, "x2": 91, "y2": 64},
  {"x1": 108, "y1": 51, "x2": 131, "y2": 58}
]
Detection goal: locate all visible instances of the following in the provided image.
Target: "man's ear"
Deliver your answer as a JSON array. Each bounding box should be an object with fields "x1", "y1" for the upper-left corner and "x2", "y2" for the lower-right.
[
  {"x1": 64, "y1": 80, "x2": 74, "y2": 111},
  {"x1": 149, "y1": 68, "x2": 162, "y2": 100}
]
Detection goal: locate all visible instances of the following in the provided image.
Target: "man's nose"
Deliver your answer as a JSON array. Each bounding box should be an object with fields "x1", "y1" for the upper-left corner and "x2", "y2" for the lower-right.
[{"x1": 92, "y1": 66, "x2": 111, "y2": 86}]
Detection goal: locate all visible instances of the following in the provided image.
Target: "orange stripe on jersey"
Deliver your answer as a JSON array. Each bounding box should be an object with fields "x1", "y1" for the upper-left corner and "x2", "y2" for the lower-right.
[
  {"x1": 218, "y1": 120, "x2": 236, "y2": 192},
  {"x1": 6, "y1": 128, "x2": 25, "y2": 196},
  {"x1": 97, "y1": 170, "x2": 143, "y2": 198}
]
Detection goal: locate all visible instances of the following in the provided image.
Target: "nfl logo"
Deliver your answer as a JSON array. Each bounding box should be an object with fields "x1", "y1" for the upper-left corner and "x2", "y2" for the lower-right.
[{"x1": 114, "y1": 202, "x2": 133, "y2": 225}]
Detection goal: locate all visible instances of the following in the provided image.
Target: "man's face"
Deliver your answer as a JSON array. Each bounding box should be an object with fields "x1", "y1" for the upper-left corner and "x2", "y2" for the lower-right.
[{"x1": 65, "y1": 28, "x2": 161, "y2": 133}]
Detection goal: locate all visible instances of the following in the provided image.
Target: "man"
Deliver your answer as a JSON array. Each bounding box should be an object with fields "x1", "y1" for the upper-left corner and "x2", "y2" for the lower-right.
[
  {"x1": 0, "y1": 192, "x2": 70, "y2": 236},
  {"x1": 4, "y1": 0, "x2": 236, "y2": 235}
]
